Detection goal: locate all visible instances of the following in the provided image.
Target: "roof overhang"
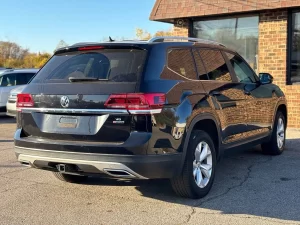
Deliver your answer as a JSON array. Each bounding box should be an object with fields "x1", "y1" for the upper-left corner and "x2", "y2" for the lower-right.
[{"x1": 150, "y1": 0, "x2": 295, "y2": 23}]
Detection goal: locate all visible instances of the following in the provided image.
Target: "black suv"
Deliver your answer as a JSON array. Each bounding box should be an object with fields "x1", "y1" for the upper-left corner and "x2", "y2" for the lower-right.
[{"x1": 14, "y1": 37, "x2": 287, "y2": 199}]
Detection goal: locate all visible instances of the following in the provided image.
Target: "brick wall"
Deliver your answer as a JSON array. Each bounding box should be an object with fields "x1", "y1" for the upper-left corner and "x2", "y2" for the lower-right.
[
  {"x1": 150, "y1": 0, "x2": 300, "y2": 21},
  {"x1": 258, "y1": 10, "x2": 288, "y2": 87},
  {"x1": 258, "y1": 9, "x2": 300, "y2": 127}
]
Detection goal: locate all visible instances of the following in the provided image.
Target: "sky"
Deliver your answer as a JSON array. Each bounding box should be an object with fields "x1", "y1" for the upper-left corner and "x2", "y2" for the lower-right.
[{"x1": 0, "y1": 0, "x2": 171, "y2": 53}]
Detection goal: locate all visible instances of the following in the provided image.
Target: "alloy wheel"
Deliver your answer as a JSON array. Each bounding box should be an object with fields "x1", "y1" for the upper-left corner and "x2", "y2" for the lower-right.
[
  {"x1": 277, "y1": 117, "x2": 285, "y2": 149},
  {"x1": 193, "y1": 141, "x2": 213, "y2": 188}
]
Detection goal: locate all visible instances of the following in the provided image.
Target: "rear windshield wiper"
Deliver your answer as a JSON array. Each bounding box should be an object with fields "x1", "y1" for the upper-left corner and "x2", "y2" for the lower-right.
[{"x1": 69, "y1": 77, "x2": 108, "y2": 82}]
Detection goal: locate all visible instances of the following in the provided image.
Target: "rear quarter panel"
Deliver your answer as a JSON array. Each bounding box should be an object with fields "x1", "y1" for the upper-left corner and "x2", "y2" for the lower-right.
[
  {"x1": 139, "y1": 44, "x2": 221, "y2": 155},
  {"x1": 141, "y1": 66, "x2": 221, "y2": 155}
]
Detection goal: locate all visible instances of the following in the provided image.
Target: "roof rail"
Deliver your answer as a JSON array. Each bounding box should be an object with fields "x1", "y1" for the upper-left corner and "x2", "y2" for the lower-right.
[{"x1": 148, "y1": 36, "x2": 225, "y2": 46}]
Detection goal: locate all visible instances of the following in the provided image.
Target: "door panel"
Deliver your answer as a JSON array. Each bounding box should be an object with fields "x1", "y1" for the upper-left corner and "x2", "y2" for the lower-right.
[
  {"x1": 195, "y1": 48, "x2": 249, "y2": 143},
  {"x1": 201, "y1": 81, "x2": 248, "y2": 142},
  {"x1": 224, "y1": 52, "x2": 274, "y2": 133},
  {"x1": 0, "y1": 73, "x2": 18, "y2": 106},
  {"x1": 243, "y1": 83, "x2": 277, "y2": 130},
  {"x1": 0, "y1": 86, "x2": 16, "y2": 105}
]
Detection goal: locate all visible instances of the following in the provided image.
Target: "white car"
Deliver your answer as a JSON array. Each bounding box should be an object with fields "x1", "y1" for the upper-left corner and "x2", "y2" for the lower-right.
[
  {"x1": 0, "y1": 69, "x2": 38, "y2": 116},
  {"x1": 6, "y1": 85, "x2": 26, "y2": 117}
]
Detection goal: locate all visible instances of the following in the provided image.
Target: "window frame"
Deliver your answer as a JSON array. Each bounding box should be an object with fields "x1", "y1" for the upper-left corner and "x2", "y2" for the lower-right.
[
  {"x1": 223, "y1": 50, "x2": 259, "y2": 84},
  {"x1": 286, "y1": 8, "x2": 300, "y2": 85},
  {"x1": 166, "y1": 47, "x2": 198, "y2": 80},
  {"x1": 192, "y1": 48, "x2": 209, "y2": 80}
]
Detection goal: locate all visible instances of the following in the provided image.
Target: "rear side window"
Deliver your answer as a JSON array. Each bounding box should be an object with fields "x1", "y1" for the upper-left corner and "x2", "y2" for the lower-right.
[
  {"x1": 199, "y1": 49, "x2": 232, "y2": 82},
  {"x1": 15, "y1": 73, "x2": 36, "y2": 85},
  {"x1": 31, "y1": 49, "x2": 146, "y2": 83},
  {"x1": 0, "y1": 74, "x2": 16, "y2": 86},
  {"x1": 167, "y1": 49, "x2": 197, "y2": 80}
]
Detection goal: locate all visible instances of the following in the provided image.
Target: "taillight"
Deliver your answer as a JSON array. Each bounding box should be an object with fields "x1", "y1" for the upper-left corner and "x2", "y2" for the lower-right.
[
  {"x1": 17, "y1": 93, "x2": 34, "y2": 109},
  {"x1": 104, "y1": 93, "x2": 166, "y2": 114}
]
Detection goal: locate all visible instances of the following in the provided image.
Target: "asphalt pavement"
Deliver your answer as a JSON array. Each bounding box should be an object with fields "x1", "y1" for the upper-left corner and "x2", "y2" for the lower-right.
[{"x1": 1, "y1": 116, "x2": 300, "y2": 225}]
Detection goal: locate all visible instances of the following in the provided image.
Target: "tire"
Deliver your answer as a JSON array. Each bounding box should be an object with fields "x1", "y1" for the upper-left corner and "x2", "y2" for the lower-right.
[
  {"x1": 171, "y1": 130, "x2": 217, "y2": 199},
  {"x1": 53, "y1": 172, "x2": 88, "y2": 183},
  {"x1": 261, "y1": 111, "x2": 286, "y2": 155}
]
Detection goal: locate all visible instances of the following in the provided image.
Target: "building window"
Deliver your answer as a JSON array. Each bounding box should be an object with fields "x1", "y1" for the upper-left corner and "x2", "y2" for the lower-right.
[
  {"x1": 193, "y1": 16, "x2": 259, "y2": 72},
  {"x1": 289, "y1": 11, "x2": 300, "y2": 84}
]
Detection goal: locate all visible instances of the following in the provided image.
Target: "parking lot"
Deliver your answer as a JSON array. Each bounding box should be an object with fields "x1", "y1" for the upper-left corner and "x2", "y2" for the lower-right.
[{"x1": 0, "y1": 117, "x2": 300, "y2": 225}]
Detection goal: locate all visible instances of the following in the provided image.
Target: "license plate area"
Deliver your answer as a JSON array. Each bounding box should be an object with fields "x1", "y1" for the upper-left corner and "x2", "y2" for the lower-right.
[
  {"x1": 32, "y1": 113, "x2": 109, "y2": 135},
  {"x1": 58, "y1": 117, "x2": 78, "y2": 128}
]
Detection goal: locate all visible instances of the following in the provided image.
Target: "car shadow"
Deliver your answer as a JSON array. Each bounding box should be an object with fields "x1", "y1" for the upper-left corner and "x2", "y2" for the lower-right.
[
  {"x1": 0, "y1": 164, "x2": 24, "y2": 168},
  {"x1": 0, "y1": 116, "x2": 16, "y2": 124},
  {"x1": 83, "y1": 138, "x2": 300, "y2": 222},
  {"x1": 0, "y1": 140, "x2": 14, "y2": 143}
]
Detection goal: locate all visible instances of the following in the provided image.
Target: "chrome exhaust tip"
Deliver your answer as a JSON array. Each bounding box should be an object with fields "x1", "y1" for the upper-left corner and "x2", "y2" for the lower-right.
[
  {"x1": 57, "y1": 164, "x2": 66, "y2": 172},
  {"x1": 103, "y1": 169, "x2": 136, "y2": 178}
]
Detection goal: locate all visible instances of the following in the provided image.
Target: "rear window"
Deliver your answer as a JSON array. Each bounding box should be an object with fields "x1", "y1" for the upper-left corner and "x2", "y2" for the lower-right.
[{"x1": 31, "y1": 49, "x2": 146, "y2": 83}]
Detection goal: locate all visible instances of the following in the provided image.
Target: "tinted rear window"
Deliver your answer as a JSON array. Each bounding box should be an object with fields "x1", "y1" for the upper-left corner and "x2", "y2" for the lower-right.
[
  {"x1": 16, "y1": 73, "x2": 36, "y2": 85},
  {"x1": 31, "y1": 49, "x2": 146, "y2": 83}
]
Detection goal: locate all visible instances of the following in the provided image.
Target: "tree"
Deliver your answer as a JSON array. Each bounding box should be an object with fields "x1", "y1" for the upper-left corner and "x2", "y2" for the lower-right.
[
  {"x1": 0, "y1": 41, "x2": 29, "y2": 67},
  {"x1": 0, "y1": 41, "x2": 51, "y2": 68},
  {"x1": 135, "y1": 28, "x2": 173, "y2": 40},
  {"x1": 0, "y1": 41, "x2": 29, "y2": 60},
  {"x1": 23, "y1": 52, "x2": 51, "y2": 68}
]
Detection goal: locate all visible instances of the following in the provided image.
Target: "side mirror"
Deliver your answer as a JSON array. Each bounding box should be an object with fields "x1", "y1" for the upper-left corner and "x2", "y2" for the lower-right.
[{"x1": 259, "y1": 73, "x2": 273, "y2": 84}]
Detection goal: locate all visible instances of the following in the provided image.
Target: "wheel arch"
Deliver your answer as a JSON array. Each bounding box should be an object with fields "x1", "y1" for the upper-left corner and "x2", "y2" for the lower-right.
[
  {"x1": 274, "y1": 102, "x2": 288, "y2": 129},
  {"x1": 178, "y1": 113, "x2": 222, "y2": 173}
]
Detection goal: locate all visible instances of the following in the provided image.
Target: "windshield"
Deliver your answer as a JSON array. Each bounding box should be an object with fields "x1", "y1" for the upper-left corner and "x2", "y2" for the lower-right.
[{"x1": 31, "y1": 49, "x2": 147, "y2": 83}]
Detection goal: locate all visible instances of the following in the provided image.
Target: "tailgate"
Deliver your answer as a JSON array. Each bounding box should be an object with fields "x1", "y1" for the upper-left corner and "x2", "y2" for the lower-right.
[{"x1": 20, "y1": 83, "x2": 137, "y2": 143}]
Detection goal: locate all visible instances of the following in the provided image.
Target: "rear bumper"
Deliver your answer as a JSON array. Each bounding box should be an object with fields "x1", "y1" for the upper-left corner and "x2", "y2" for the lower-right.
[
  {"x1": 6, "y1": 102, "x2": 16, "y2": 117},
  {"x1": 15, "y1": 146, "x2": 182, "y2": 179},
  {"x1": 14, "y1": 128, "x2": 151, "y2": 155}
]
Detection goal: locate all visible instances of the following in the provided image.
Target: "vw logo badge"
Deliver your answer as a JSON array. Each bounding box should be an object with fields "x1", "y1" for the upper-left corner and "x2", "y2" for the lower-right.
[{"x1": 60, "y1": 96, "x2": 70, "y2": 108}]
